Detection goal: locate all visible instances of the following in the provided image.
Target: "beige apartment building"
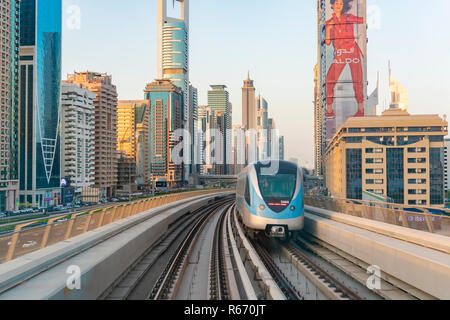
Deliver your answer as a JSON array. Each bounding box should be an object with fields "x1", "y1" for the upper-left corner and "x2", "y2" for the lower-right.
[
  {"x1": 66, "y1": 72, "x2": 118, "y2": 198},
  {"x1": 324, "y1": 107, "x2": 448, "y2": 207}
]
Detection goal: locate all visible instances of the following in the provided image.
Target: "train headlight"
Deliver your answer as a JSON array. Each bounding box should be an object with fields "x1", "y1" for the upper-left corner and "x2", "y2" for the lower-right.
[
  {"x1": 259, "y1": 204, "x2": 266, "y2": 211},
  {"x1": 290, "y1": 206, "x2": 296, "y2": 211}
]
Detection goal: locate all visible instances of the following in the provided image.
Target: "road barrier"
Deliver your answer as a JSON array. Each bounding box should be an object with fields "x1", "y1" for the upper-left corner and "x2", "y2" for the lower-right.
[
  {"x1": 0, "y1": 189, "x2": 230, "y2": 264},
  {"x1": 305, "y1": 196, "x2": 450, "y2": 237}
]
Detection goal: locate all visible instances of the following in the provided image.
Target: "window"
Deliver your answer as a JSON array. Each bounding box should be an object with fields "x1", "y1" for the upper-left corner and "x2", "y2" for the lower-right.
[
  {"x1": 346, "y1": 149, "x2": 362, "y2": 200},
  {"x1": 366, "y1": 158, "x2": 374, "y2": 164},
  {"x1": 375, "y1": 158, "x2": 383, "y2": 164},
  {"x1": 418, "y1": 179, "x2": 427, "y2": 185},
  {"x1": 408, "y1": 200, "x2": 417, "y2": 205},
  {"x1": 366, "y1": 148, "x2": 374, "y2": 154},
  {"x1": 375, "y1": 179, "x2": 383, "y2": 184},
  {"x1": 347, "y1": 137, "x2": 363, "y2": 143},
  {"x1": 408, "y1": 190, "x2": 417, "y2": 195},
  {"x1": 408, "y1": 179, "x2": 417, "y2": 184},
  {"x1": 366, "y1": 169, "x2": 374, "y2": 174},
  {"x1": 408, "y1": 169, "x2": 417, "y2": 174},
  {"x1": 385, "y1": 145, "x2": 404, "y2": 203},
  {"x1": 417, "y1": 158, "x2": 426, "y2": 164},
  {"x1": 374, "y1": 148, "x2": 383, "y2": 153},
  {"x1": 349, "y1": 128, "x2": 361, "y2": 133},
  {"x1": 417, "y1": 148, "x2": 426, "y2": 153},
  {"x1": 418, "y1": 168, "x2": 427, "y2": 174},
  {"x1": 366, "y1": 179, "x2": 374, "y2": 185},
  {"x1": 375, "y1": 169, "x2": 384, "y2": 174},
  {"x1": 408, "y1": 158, "x2": 417, "y2": 164},
  {"x1": 244, "y1": 177, "x2": 251, "y2": 206},
  {"x1": 429, "y1": 136, "x2": 444, "y2": 142},
  {"x1": 408, "y1": 148, "x2": 416, "y2": 153}
]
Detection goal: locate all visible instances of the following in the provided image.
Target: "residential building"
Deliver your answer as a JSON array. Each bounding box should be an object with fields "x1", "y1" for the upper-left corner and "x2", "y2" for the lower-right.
[
  {"x1": 0, "y1": 0, "x2": 20, "y2": 211},
  {"x1": 19, "y1": 0, "x2": 62, "y2": 208},
  {"x1": 144, "y1": 80, "x2": 183, "y2": 188},
  {"x1": 60, "y1": 82, "x2": 95, "y2": 196},
  {"x1": 323, "y1": 107, "x2": 448, "y2": 207},
  {"x1": 66, "y1": 72, "x2": 118, "y2": 198}
]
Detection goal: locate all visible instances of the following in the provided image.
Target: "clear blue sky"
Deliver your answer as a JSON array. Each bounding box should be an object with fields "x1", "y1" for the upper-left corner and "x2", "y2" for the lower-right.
[{"x1": 62, "y1": 0, "x2": 450, "y2": 168}]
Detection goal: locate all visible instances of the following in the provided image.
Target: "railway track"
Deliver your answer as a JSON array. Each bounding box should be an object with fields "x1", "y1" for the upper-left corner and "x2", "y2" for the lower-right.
[
  {"x1": 208, "y1": 206, "x2": 230, "y2": 300},
  {"x1": 102, "y1": 197, "x2": 233, "y2": 300},
  {"x1": 250, "y1": 238, "x2": 303, "y2": 300},
  {"x1": 282, "y1": 240, "x2": 362, "y2": 300},
  {"x1": 148, "y1": 199, "x2": 234, "y2": 300}
]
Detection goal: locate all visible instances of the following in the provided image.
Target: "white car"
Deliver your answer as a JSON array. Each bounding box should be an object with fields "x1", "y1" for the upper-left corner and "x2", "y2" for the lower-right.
[{"x1": 22, "y1": 241, "x2": 37, "y2": 248}]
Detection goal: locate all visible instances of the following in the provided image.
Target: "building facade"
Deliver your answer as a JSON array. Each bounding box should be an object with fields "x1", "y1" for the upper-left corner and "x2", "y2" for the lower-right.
[
  {"x1": 445, "y1": 138, "x2": 450, "y2": 193},
  {"x1": 0, "y1": 0, "x2": 20, "y2": 211},
  {"x1": 19, "y1": 0, "x2": 62, "y2": 208},
  {"x1": 135, "y1": 101, "x2": 150, "y2": 186},
  {"x1": 116, "y1": 100, "x2": 150, "y2": 188},
  {"x1": 144, "y1": 80, "x2": 183, "y2": 188},
  {"x1": 324, "y1": 108, "x2": 448, "y2": 207},
  {"x1": 60, "y1": 82, "x2": 95, "y2": 195},
  {"x1": 208, "y1": 85, "x2": 231, "y2": 174},
  {"x1": 317, "y1": 0, "x2": 370, "y2": 144},
  {"x1": 242, "y1": 73, "x2": 256, "y2": 130},
  {"x1": 66, "y1": 72, "x2": 118, "y2": 198}
]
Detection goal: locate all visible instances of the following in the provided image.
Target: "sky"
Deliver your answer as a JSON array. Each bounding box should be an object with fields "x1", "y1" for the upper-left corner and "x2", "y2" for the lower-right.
[{"x1": 61, "y1": 0, "x2": 450, "y2": 169}]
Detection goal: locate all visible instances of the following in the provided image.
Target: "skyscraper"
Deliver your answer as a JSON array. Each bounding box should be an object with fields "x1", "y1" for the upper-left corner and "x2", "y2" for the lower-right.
[
  {"x1": 19, "y1": 0, "x2": 62, "y2": 208},
  {"x1": 157, "y1": 0, "x2": 189, "y2": 131},
  {"x1": 242, "y1": 73, "x2": 256, "y2": 130},
  {"x1": 208, "y1": 85, "x2": 231, "y2": 174},
  {"x1": 314, "y1": 63, "x2": 324, "y2": 176},
  {"x1": 66, "y1": 72, "x2": 118, "y2": 198},
  {"x1": 256, "y1": 95, "x2": 269, "y2": 160},
  {"x1": 317, "y1": 0, "x2": 369, "y2": 144},
  {"x1": 389, "y1": 63, "x2": 408, "y2": 111},
  {"x1": 61, "y1": 82, "x2": 95, "y2": 196},
  {"x1": 445, "y1": 138, "x2": 449, "y2": 193},
  {"x1": 0, "y1": 0, "x2": 20, "y2": 212},
  {"x1": 144, "y1": 80, "x2": 183, "y2": 188}
]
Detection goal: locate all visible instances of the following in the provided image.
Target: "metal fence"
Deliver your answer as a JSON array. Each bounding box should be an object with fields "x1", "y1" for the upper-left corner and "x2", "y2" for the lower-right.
[
  {"x1": 0, "y1": 189, "x2": 230, "y2": 264},
  {"x1": 305, "y1": 196, "x2": 450, "y2": 237}
]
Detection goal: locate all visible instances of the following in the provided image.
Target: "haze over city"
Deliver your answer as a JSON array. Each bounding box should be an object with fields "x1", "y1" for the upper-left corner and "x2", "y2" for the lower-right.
[{"x1": 61, "y1": 0, "x2": 450, "y2": 168}]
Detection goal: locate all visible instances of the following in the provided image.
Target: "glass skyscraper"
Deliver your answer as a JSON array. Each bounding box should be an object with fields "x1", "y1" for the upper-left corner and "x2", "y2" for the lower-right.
[{"x1": 19, "y1": 0, "x2": 62, "y2": 208}]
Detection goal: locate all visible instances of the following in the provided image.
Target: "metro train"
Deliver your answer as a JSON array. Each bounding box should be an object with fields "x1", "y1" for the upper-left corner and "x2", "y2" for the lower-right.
[{"x1": 236, "y1": 160, "x2": 304, "y2": 239}]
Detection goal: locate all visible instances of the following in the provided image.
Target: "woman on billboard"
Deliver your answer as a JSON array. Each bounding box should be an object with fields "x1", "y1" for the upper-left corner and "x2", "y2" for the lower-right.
[{"x1": 325, "y1": 0, "x2": 365, "y2": 118}]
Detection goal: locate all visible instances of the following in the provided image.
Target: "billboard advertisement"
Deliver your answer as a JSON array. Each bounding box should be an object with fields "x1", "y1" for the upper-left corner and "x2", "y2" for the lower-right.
[{"x1": 323, "y1": 0, "x2": 368, "y2": 142}]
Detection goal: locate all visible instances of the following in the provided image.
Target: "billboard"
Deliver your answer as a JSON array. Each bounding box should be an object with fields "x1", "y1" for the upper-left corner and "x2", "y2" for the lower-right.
[{"x1": 323, "y1": 0, "x2": 368, "y2": 142}]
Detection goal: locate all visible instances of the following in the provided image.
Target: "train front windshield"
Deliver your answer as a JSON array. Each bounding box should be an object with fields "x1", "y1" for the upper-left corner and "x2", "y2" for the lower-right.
[
  {"x1": 258, "y1": 174, "x2": 296, "y2": 199},
  {"x1": 255, "y1": 161, "x2": 298, "y2": 212}
]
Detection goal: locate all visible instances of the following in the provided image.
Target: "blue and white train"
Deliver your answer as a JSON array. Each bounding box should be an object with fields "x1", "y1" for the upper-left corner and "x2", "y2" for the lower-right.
[{"x1": 236, "y1": 160, "x2": 304, "y2": 239}]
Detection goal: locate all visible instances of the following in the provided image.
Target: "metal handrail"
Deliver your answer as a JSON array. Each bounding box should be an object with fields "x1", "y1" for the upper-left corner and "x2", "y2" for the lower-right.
[
  {"x1": 0, "y1": 189, "x2": 231, "y2": 264},
  {"x1": 304, "y1": 195, "x2": 450, "y2": 236}
]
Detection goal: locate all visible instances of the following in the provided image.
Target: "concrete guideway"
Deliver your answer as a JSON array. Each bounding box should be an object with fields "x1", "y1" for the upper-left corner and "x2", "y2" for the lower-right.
[
  {"x1": 0, "y1": 192, "x2": 233, "y2": 300},
  {"x1": 304, "y1": 206, "x2": 450, "y2": 300}
]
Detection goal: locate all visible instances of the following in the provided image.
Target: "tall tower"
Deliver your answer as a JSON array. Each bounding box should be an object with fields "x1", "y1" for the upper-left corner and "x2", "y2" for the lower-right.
[
  {"x1": 242, "y1": 72, "x2": 256, "y2": 130},
  {"x1": 208, "y1": 85, "x2": 231, "y2": 174},
  {"x1": 0, "y1": 0, "x2": 20, "y2": 212},
  {"x1": 157, "y1": 0, "x2": 189, "y2": 123},
  {"x1": 157, "y1": 0, "x2": 190, "y2": 183},
  {"x1": 19, "y1": 0, "x2": 62, "y2": 208}
]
